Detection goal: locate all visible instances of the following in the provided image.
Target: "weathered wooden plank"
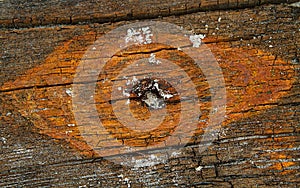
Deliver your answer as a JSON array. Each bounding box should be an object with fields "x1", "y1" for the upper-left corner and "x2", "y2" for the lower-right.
[
  {"x1": 0, "y1": 0, "x2": 299, "y2": 28},
  {"x1": 0, "y1": 1, "x2": 299, "y2": 188}
]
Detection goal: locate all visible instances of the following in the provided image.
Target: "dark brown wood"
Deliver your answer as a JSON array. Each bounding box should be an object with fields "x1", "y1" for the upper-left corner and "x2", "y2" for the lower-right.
[
  {"x1": 0, "y1": 1, "x2": 299, "y2": 187},
  {"x1": 0, "y1": 0, "x2": 299, "y2": 28}
]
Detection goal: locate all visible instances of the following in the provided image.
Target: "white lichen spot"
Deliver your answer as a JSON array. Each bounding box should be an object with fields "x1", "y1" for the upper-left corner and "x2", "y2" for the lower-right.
[
  {"x1": 125, "y1": 27, "x2": 153, "y2": 45},
  {"x1": 67, "y1": 123, "x2": 75, "y2": 127},
  {"x1": 118, "y1": 86, "x2": 122, "y2": 91},
  {"x1": 92, "y1": 46, "x2": 96, "y2": 50},
  {"x1": 269, "y1": 45, "x2": 273, "y2": 48},
  {"x1": 125, "y1": 99, "x2": 130, "y2": 105},
  {"x1": 65, "y1": 130, "x2": 72, "y2": 134},
  {"x1": 66, "y1": 88, "x2": 73, "y2": 97},
  {"x1": 189, "y1": 34, "x2": 205, "y2": 48},
  {"x1": 148, "y1": 53, "x2": 161, "y2": 65},
  {"x1": 196, "y1": 166, "x2": 203, "y2": 171},
  {"x1": 6, "y1": 112, "x2": 12, "y2": 116},
  {"x1": 177, "y1": 47, "x2": 182, "y2": 51},
  {"x1": 218, "y1": 17, "x2": 222, "y2": 22}
]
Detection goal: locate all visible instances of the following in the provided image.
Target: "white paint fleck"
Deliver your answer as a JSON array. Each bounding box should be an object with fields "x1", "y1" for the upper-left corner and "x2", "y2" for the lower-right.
[
  {"x1": 189, "y1": 34, "x2": 205, "y2": 48},
  {"x1": 1, "y1": 137, "x2": 7, "y2": 144},
  {"x1": 255, "y1": 163, "x2": 273, "y2": 169},
  {"x1": 124, "y1": 178, "x2": 131, "y2": 188},
  {"x1": 129, "y1": 154, "x2": 166, "y2": 168},
  {"x1": 125, "y1": 27, "x2": 153, "y2": 45},
  {"x1": 143, "y1": 92, "x2": 165, "y2": 109},
  {"x1": 171, "y1": 151, "x2": 181, "y2": 157},
  {"x1": 177, "y1": 47, "x2": 182, "y2": 51},
  {"x1": 218, "y1": 17, "x2": 222, "y2": 22},
  {"x1": 196, "y1": 166, "x2": 203, "y2": 171},
  {"x1": 118, "y1": 86, "x2": 122, "y2": 91},
  {"x1": 142, "y1": 27, "x2": 153, "y2": 44},
  {"x1": 65, "y1": 130, "x2": 73, "y2": 134},
  {"x1": 14, "y1": 147, "x2": 33, "y2": 155},
  {"x1": 31, "y1": 108, "x2": 49, "y2": 113},
  {"x1": 125, "y1": 76, "x2": 139, "y2": 86},
  {"x1": 212, "y1": 107, "x2": 218, "y2": 114},
  {"x1": 132, "y1": 76, "x2": 138, "y2": 84},
  {"x1": 92, "y1": 47, "x2": 96, "y2": 50},
  {"x1": 153, "y1": 83, "x2": 173, "y2": 99},
  {"x1": 6, "y1": 112, "x2": 12, "y2": 116},
  {"x1": 126, "y1": 79, "x2": 131, "y2": 86},
  {"x1": 148, "y1": 53, "x2": 161, "y2": 64},
  {"x1": 205, "y1": 24, "x2": 209, "y2": 30},
  {"x1": 122, "y1": 89, "x2": 131, "y2": 97},
  {"x1": 66, "y1": 88, "x2": 73, "y2": 97},
  {"x1": 269, "y1": 45, "x2": 273, "y2": 48},
  {"x1": 67, "y1": 123, "x2": 75, "y2": 127},
  {"x1": 125, "y1": 99, "x2": 130, "y2": 105}
]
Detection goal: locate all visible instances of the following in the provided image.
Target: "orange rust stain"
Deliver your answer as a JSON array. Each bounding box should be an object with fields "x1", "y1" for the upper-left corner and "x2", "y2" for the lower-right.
[
  {"x1": 269, "y1": 154, "x2": 296, "y2": 175},
  {"x1": 0, "y1": 33, "x2": 295, "y2": 157}
]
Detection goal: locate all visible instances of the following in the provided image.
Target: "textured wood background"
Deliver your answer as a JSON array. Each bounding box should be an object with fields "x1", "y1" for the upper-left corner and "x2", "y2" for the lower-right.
[{"x1": 0, "y1": 0, "x2": 299, "y2": 187}]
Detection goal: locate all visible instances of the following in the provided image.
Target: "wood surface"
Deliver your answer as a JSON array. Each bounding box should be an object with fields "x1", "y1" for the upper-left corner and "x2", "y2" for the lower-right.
[{"x1": 0, "y1": 0, "x2": 299, "y2": 187}]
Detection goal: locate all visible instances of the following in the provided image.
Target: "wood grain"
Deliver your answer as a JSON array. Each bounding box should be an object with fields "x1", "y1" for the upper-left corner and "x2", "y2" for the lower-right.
[
  {"x1": 1, "y1": 0, "x2": 299, "y2": 28},
  {"x1": 0, "y1": 1, "x2": 299, "y2": 187}
]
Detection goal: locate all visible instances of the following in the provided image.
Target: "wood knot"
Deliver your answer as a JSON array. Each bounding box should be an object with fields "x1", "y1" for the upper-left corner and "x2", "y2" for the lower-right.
[{"x1": 130, "y1": 78, "x2": 176, "y2": 110}]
